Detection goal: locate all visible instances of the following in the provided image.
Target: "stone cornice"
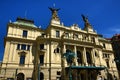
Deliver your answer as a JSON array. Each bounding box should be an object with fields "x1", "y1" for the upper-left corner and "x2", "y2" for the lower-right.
[{"x1": 4, "y1": 37, "x2": 36, "y2": 44}]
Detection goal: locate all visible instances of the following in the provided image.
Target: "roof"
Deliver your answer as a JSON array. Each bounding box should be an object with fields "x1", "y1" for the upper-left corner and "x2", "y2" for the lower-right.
[
  {"x1": 98, "y1": 36, "x2": 111, "y2": 42},
  {"x1": 13, "y1": 17, "x2": 37, "y2": 28}
]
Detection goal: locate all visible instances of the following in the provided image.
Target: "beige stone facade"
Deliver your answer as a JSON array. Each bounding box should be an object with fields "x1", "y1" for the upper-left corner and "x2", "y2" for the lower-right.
[{"x1": 1, "y1": 8, "x2": 119, "y2": 80}]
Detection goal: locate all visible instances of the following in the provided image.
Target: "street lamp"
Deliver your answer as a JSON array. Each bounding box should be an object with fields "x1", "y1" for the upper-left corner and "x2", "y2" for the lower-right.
[{"x1": 63, "y1": 49, "x2": 76, "y2": 80}]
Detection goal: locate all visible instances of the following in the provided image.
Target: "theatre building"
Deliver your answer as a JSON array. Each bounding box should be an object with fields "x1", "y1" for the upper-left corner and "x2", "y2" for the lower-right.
[{"x1": 1, "y1": 7, "x2": 119, "y2": 80}]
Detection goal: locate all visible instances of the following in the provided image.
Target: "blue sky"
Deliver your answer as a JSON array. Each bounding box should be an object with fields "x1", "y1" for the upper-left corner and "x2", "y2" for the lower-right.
[{"x1": 0, "y1": 0, "x2": 120, "y2": 60}]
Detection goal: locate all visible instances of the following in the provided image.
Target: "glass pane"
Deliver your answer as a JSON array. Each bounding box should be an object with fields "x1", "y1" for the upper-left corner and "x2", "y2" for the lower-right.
[
  {"x1": 20, "y1": 55, "x2": 25, "y2": 64},
  {"x1": 23, "y1": 30, "x2": 28, "y2": 37},
  {"x1": 27, "y1": 45, "x2": 30, "y2": 50},
  {"x1": 56, "y1": 31, "x2": 60, "y2": 37},
  {"x1": 39, "y1": 55, "x2": 44, "y2": 64},
  {"x1": 21, "y1": 44, "x2": 26, "y2": 50},
  {"x1": 17, "y1": 44, "x2": 20, "y2": 50},
  {"x1": 40, "y1": 44, "x2": 44, "y2": 50}
]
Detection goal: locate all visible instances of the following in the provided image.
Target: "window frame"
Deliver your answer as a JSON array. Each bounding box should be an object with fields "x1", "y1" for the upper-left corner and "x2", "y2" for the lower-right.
[
  {"x1": 27, "y1": 45, "x2": 30, "y2": 51},
  {"x1": 39, "y1": 55, "x2": 44, "y2": 65},
  {"x1": 21, "y1": 44, "x2": 26, "y2": 50},
  {"x1": 56, "y1": 30, "x2": 60, "y2": 37},
  {"x1": 22, "y1": 30, "x2": 28, "y2": 38},
  {"x1": 17, "y1": 44, "x2": 20, "y2": 50},
  {"x1": 40, "y1": 44, "x2": 44, "y2": 50},
  {"x1": 19, "y1": 55, "x2": 25, "y2": 65}
]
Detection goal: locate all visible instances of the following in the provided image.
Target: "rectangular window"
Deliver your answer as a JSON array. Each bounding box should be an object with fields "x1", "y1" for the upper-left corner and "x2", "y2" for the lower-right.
[
  {"x1": 65, "y1": 33, "x2": 69, "y2": 38},
  {"x1": 39, "y1": 55, "x2": 44, "y2": 64},
  {"x1": 27, "y1": 45, "x2": 30, "y2": 50},
  {"x1": 106, "y1": 61, "x2": 110, "y2": 68},
  {"x1": 19, "y1": 55, "x2": 25, "y2": 65},
  {"x1": 103, "y1": 53, "x2": 109, "y2": 58},
  {"x1": 21, "y1": 44, "x2": 26, "y2": 50},
  {"x1": 56, "y1": 31, "x2": 60, "y2": 37},
  {"x1": 17, "y1": 44, "x2": 20, "y2": 50},
  {"x1": 54, "y1": 48, "x2": 60, "y2": 53},
  {"x1": 103, "y1": 43, "x2": 106, "y2": 48},
  {"x1": 23, "y1": 30, "x2": 28, "y2": 37},
  {"x1": 40, "y1": 44, "x2": 44, "y2": 50}
]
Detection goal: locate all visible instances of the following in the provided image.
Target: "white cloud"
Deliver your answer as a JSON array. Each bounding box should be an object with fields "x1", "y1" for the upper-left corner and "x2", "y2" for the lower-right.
[
  {"x1": 102, "y1": 25, "x2": 120, "y2": 38},
  {"x1": 110, "y1": 28, "x2": 120, "y2": 33},
  {"x1": 103, "y1": 33, "x2": 113, "y2": 38}
]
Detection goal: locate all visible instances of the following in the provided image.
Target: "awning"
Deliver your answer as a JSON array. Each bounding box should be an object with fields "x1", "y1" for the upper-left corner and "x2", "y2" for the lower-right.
[{"x1": 66, "y1": 66, "x2": 106, "y2": 70}]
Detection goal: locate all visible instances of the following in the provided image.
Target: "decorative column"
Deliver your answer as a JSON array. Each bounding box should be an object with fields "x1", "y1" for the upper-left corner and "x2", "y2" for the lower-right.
[
  {"x1": 91, "y1": 49, "x2": 95, "y2": 66},
  {"x1": 83, "y1": 47, "x2": 87, "y2": 66},
  {"x1": 74, "y1": 46, "x2": 78, "y2": 66}
]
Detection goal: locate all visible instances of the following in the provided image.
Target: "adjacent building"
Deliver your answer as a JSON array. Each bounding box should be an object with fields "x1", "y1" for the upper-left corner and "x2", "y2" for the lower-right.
[
  {"x1": 1, "y1": 7, "x2": 119, "y2": 80},
  {"x1": 110, "y1": 34, "x2": 120, "y2": 78}
]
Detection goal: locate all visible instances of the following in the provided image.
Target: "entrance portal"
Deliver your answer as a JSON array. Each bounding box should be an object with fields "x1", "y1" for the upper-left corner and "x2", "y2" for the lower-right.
[
  {"x1": 17, "y1": 73, "x2": 24, "y2": 80},
  {"x1": 40, "y1": 72, "x2": 44, "y2": 80}
]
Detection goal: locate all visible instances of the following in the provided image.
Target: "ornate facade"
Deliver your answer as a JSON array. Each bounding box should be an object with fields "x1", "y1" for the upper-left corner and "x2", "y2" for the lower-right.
[{"x1": 1, "y1": 7, "x2": 119, "y2": 80}]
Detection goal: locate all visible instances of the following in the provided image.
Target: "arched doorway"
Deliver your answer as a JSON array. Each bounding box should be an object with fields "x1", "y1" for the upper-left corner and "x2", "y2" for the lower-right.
[
  {"x1": 40, "y1": 72, "x2": 44, "y2": 80},
  {"x1": 17, "y1": 73, "x2": 24, "y2": 80},
  {"x1": 107, "y1": 73, "x2": 113, "y2": 80}
]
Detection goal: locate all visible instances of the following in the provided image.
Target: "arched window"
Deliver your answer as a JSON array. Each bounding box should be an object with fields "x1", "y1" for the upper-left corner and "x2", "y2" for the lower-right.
[
  {"x1": 54, "y1": 48, "x2": 60, "y2": 53},
  {"x1": 65, "y1": 33, "x2": 69, "y2": 38},
  {"x1": 86, "y1": 52, "x2": 92, "y2": 65},
  {"x1": 95, "y1": 51, "x2": 99, "y2": 57},
  {"x1": 40, "y1": 72, "x2": 44, "y2": 80},
  {"x1": 17, "y1": 73, "x2": 24, "y2": 80},
  {"x1": 77, "y1": 51, "x2": 83, "y2": 64},
  {"x1": 106, "y1": 60, "x2": 110, "y2": 68},
  {"x1": 91, "y1": 37, "x2": 95, "y2": 43}
]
